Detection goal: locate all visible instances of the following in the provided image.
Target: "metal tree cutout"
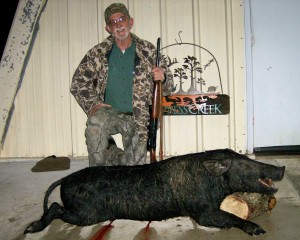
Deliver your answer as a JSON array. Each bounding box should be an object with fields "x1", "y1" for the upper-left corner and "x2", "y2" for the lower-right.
[
  {"x1": 174, "y1": 67, "x2": 188, "y2": 94},
  {"x1": 161, "y1": 31, "x2": 224, "y2": 94},
  {"x1": 182, "y1": 56, "x2": 203, "y2": 94}
]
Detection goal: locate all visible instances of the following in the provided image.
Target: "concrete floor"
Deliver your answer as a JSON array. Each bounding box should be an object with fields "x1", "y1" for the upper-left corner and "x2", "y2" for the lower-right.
[{"x1": 0, "y1": 154, "x2": 299, "y2": 240}]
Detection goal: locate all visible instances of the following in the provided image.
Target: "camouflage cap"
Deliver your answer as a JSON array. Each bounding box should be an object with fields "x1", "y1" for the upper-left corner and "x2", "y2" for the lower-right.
[{"x1": 105, "y1": 3, "x2": 130, "y2": 24}]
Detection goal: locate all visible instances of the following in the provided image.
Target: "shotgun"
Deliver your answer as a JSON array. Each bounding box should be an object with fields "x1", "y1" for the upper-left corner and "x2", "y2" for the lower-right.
[{"x1": 147, "y1": 38, "x2": 162, "y2": 163}]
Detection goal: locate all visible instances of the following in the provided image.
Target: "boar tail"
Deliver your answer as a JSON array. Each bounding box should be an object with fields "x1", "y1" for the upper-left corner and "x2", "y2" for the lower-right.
[{"x1": 43, "y1": 178, "x2": 64, "y2": 213}]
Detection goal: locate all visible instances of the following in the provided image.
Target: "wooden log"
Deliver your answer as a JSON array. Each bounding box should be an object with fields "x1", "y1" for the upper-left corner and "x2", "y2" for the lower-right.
[{"x1": 220, "y1": 193, "x2": 276, "y2": 220}]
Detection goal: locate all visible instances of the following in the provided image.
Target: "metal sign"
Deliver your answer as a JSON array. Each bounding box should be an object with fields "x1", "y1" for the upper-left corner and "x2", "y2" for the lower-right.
[
  {"x1": 162, "y1": 94, "x2": 230, "y2": 115},
  {"x1": 160, "y1": 32, "x2": 230, "y2": 116}
]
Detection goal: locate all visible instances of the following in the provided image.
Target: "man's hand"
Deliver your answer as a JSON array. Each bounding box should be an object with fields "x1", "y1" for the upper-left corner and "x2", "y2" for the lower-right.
[
  {"x1": 89, "y1": 103, "x2": 111, "y2": 117},
  {"x1": 152, "y1": 66, "x2": 165, "y2": 81}
]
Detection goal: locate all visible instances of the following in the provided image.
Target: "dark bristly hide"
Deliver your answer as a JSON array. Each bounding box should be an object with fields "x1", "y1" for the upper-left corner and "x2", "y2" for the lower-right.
[{"x1": 24, "y1": 148, "x2": 285, "y2": 236}]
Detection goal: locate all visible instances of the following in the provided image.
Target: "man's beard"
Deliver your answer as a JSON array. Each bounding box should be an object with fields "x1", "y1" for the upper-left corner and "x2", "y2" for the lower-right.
[{"x1": 113, "y1": 26, "x2": 130, "y2": 40}]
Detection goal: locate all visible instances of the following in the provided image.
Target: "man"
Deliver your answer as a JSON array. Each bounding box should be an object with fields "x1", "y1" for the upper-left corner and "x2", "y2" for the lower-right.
[{"x1": 71, "y1": 3, "x2": 173, "y2": 166}]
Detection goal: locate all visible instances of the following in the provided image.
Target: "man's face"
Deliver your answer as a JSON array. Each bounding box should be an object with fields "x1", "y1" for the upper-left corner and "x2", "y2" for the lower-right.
[{"x1": 106, "y1": 12, "x2": 133, "y2": 40}]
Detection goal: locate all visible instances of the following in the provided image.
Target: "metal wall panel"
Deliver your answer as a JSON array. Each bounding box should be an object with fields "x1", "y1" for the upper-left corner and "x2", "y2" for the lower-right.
[
  {"x1": 68, "y1": 0, "x2": 100, "y2": 157},
  {"x1": 0, "y1": 0, "x2": 246, "y2": 158},
  {"x1": 1, "y1": 0, "x2": 73, "y2": 157}
]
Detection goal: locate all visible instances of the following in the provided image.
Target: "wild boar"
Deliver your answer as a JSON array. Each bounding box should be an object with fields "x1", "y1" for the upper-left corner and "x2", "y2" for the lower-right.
[{"x1": 24, "y1": 148, "x2": 285, "y2": 236}]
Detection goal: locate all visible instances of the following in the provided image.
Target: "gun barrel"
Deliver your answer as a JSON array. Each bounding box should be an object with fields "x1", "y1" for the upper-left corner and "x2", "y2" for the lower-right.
[{"x1": 148, "y1": 38, "x2": 161, "y2": 163}]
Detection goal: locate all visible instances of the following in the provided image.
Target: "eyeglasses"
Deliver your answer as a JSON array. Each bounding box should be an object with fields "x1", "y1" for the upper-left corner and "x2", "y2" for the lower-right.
[{"x1": 109, "y1": 16, "x2": 127, "y2": 27}]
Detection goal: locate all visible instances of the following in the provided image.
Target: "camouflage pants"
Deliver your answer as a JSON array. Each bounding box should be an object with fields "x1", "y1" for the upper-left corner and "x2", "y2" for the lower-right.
[{"x1": 85, "y1": 107, "x2": 147, "y2": 166}]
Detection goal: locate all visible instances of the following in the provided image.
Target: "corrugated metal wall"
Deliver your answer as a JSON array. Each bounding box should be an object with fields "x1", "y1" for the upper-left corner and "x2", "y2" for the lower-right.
[{"x1": 0, "y1": 0, "x2": 246, "y2": 158}]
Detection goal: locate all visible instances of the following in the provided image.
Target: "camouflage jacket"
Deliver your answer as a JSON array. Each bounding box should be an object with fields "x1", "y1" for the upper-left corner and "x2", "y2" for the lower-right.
[{"x1": 71, "y1": 33, "x2": 173, "y2": 143}]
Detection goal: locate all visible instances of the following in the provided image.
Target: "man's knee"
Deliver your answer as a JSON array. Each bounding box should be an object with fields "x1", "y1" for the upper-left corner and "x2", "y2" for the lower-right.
[{"x1": 86, "y1": 108, "x2": 112, "y2": 128}]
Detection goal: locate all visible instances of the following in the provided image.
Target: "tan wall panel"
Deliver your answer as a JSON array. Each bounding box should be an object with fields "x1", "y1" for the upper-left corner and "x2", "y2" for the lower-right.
[
  {"x1": 230, "y1": 0, "x2": 247, "y2": 153},
  {"x1": 1, "y1": 0, "x2": 72, "y2": 157},
  {"x1": 68, "y1": 0, "x2": 100, "y2": 157}
]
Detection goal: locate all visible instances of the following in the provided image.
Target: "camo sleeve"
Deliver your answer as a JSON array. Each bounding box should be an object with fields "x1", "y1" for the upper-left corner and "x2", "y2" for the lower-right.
[{"x1": 70, "y1": 51, "x2": 102, "y2": 116}]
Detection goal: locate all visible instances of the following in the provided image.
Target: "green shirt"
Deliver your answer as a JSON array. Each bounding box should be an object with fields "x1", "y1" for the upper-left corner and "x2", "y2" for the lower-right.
[{"x1": 104, "y1": 41, "x2": 136, "y2": 112}]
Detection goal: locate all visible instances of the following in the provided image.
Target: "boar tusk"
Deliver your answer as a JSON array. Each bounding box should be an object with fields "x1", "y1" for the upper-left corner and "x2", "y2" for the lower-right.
[{"x1": 259, "y1": 178, "x2": 277, "y2": 190}]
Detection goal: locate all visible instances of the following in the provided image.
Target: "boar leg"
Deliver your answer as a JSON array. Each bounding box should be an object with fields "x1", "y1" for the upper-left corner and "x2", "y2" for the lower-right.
[
  {"x1": 25, "y1": 202, "x2": 89, "y2": 234},
  {"x1": 24, "y1": 202, "x2": 65, "y2": 233},
  {"x1": 192, "y1": 209, "x2": 266, "y2": 236}
]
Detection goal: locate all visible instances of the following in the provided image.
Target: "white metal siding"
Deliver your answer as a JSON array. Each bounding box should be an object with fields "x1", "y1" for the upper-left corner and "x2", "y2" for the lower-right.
[{"x1": 0, "y1": 0, "x2": 246, "y2": 158}]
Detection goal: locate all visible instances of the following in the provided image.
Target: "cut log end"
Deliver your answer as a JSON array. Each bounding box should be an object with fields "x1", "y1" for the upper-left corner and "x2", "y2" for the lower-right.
[
  {"x1": 220, "y1": 193, "x2": 276, "y2": 220},
  {"x1": 268, "y1": 195, "x2": 277, "y2": 210},
  {"x1": 220, "y1": 195, "x2": 249, "y2": 219}
]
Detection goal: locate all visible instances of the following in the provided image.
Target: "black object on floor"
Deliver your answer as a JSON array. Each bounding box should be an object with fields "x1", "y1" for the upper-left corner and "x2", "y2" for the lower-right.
[{"x1": 31, "y1": 155, "x2": 70, "y2": 172}]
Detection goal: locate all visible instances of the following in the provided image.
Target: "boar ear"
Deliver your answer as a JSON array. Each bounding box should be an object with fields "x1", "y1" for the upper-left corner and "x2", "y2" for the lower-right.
[{"x1": 203, "y1": 159, "x2": 232, "y2": 176}]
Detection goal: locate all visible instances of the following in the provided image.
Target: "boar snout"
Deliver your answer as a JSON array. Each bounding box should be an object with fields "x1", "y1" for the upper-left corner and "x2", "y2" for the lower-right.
[{"x1": 258, "y1": 166, "x2": 285, "y2": 194}]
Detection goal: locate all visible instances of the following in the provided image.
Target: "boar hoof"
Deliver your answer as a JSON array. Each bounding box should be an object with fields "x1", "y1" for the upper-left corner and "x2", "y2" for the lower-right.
[
  {"x1": 243, "y1": 223, "x2": 266, "y2": 236},
  {"x1": 24, "y1": 220, "x2": 46, "y2": 234}
]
